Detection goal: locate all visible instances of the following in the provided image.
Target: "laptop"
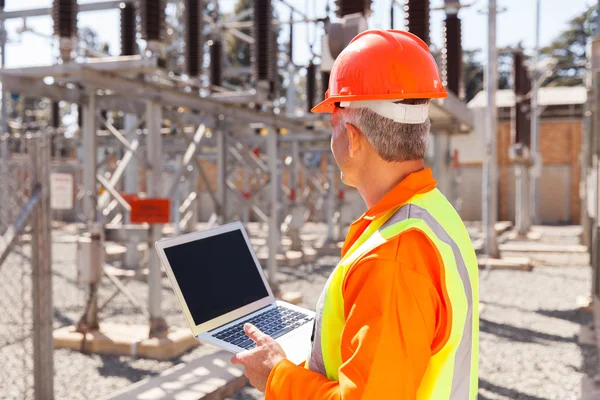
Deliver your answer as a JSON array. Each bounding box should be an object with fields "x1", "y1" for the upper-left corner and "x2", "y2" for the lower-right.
[{"x1": 155, "y1": 221, "x2": 315, "y2": 365}]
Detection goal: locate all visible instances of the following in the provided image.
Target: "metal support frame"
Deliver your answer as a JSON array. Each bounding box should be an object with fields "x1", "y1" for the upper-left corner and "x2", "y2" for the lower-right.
[
  {"x1": 483, "y1": 0, "x2": 499, "y2": 258},
  {"x1": 123, "y1": 114, "x2": 140, "y2": 269},
  {"x1": 267, "y1": 129, "x2": 280, "y2": 289},
  {"x1": 514, "y1": 163, "x2": 531, "y2": 235},
  {"x1": 432, "y1": 131, "x2": 451, "y2": 197},
  {"x1": 530, "y1": 0, "x2": 541, "y2": 224},
  {"x1": 0, "y1": 1, "x2": 135, "y2": 20},
  {"x1": 29, "y1": 135, "x2": 54, "y2": 400},
  {"x1": 146, "y1": 100, "x2": 168, "y2": 336},
  {"x1": 78, "y1": 91, "x2": 102, "y2": 331},
  {"x1": 216, "y1": 128, "x2": 228, "y2": 223},
  {"x1": 325, "y1": 155, "x2": 335, "y2": 243}
]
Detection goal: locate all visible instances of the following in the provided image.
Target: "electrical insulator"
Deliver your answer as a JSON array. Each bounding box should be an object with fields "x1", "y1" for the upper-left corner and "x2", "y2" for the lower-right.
[
  {"x1": 335, "y1": 0, "x2": 373, "y2": 18},
  {"x1": 210, "y1": 40, "x2": 223, "y2": 87},
  {"x1": 52, "y1": 0, "x2": 77, "y2": 38},
  {"x1": 443, "y1": 13, "x2": 462, "y2": 96},
  {"x1": 270, "y1": 32, "x2": 279, "y2": 95},
  {"x1": 321, "y1": 71, "x2": 330, "y2": 103},
  {"x1": 306, "y1": 62, "x2": 316, "y2": 112},
  {"x1": 404, "y1": 0, "x2": 430, "y2": 46},
  {"x1": 289, "y1": 19, "x2": 294, "y2": 64},
  {"x1": 51, "y1": 102, "x2": 60, "y2": 128},
  {"x1": 77, "y1": 104, "x2": 83, "y2": 128},
  {"x1": 512, "y1": 50, "x2": 532, "y2": 147},
  {"x1": 120, "y1": 3, "x2": 136, "y2": 56},
  {"x1": 139, "y1": 0, "x2": 166, "y2": 44},
  {"x1": 252, "y1": 0, "x2": 274, "y2": 82},
  {"x1": 185, "y1": 0, "x2": 204, "y2": 77}
]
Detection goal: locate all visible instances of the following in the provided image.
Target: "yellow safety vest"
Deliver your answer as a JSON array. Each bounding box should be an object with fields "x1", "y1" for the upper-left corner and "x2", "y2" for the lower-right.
[{"x1": 307, "y1": 188, "x2": 479, "y2": 399}]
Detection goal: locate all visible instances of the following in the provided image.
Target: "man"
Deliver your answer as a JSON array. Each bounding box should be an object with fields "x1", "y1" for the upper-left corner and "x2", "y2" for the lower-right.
[{"x1": 232, "y1": 29, "x2": 479, "y2": 399}]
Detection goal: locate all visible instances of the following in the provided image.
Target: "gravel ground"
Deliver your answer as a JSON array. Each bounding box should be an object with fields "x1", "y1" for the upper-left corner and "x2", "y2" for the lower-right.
[{"x1": 0, "y1": 224, "x2": 597, "y2": 400}]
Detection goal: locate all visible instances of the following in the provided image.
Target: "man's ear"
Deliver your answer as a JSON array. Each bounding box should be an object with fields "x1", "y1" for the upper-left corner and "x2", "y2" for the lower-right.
[{"x1": 344, "y1": 123, "x2": 363, "y2": 158}]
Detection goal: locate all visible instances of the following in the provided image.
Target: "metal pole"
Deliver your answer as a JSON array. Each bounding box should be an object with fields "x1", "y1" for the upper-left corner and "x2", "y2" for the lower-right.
[
  {"x1": 83, "y1": 93, "x2": 97, "y2": 223},
  {"x1": 188, "y1": 165, "x2": 199, "y2": 231},
  {"x1": 30, "y1": 135, "x2": 54, "y2": 400},
  {"x1": 515, "y1": 163, "x2": 531, "y2": 235},
  {"x1": 267, "y1": 129, "x2": 280, "y2": 289},
  {"x1": 286, "y1": 65, "x2": 297, "y2": 115},
  {"x1": 289, "y1": 139, "x2": 302, "y2": 250},
  {"x1": 80, "y1": 91, "x2": 101, "y2": 330},
  {"x1": 146, "y1": 100, "x2": 168, "y2": 336},
  {"x1": 325, "y1": 155, "x2": 335, "y2": 243},
  {"x1": 216, "y1": 128, "x2": 228, "y2": 223},
  {"x1": 123, "y1": 114, "x2": 139, "y2": 269},
  {"x1": 0, "y1": 19, "x2": 7, "y2": 138},
  {"x1": 242, "y1": 164, "x2": 250, "y2": 225},
  {"x1": 483, "y1": 0, "x2": 499, "y2": 258},
  {"x1": 530, "y1": 0, "x2": 541, "y2": 224}
]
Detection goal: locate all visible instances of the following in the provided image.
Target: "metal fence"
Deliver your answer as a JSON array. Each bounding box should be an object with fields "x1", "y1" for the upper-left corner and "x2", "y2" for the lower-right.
[{"x1": 0, "y1": 133, "x2": 53, "y2": 400}]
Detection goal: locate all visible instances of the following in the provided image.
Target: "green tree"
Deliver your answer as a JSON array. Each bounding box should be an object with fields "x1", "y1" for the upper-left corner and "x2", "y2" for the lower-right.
[
  {"x1": 462, "y1": 49, "x2": 511, "y2": 103},
  {"x1": 540, "y1": 6, "x2": 596, "y2": 87}
]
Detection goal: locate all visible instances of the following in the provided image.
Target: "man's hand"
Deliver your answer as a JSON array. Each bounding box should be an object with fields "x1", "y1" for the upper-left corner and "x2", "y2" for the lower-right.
[{"x1": 230, "y1": 323, "x2": 287, "y2": 392}]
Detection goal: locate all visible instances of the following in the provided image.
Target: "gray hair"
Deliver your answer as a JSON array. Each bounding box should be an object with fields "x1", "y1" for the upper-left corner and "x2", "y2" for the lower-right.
[{"x1": 339, "y1": 99, "x2": 431, "y2": 162}]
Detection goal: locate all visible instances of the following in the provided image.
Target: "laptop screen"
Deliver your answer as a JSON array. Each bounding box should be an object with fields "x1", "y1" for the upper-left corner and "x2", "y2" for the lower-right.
[{"x1": 163, "y1": 228, "x2": 270, "y2": 326}]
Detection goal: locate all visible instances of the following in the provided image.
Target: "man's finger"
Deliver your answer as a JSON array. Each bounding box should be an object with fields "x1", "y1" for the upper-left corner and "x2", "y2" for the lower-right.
[
  {"x1": 230, "y1": 353, "x2": 243, "y2": 365},
  {"x1": 244, "y1": 323, "x2": 268, "y2": 344}
]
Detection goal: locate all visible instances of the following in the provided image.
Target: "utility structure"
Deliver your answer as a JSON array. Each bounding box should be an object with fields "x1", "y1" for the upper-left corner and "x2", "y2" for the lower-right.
[
  {"x1": 404, "y1": 0, "x2": 430, "y2": 45},
  {"x1": 184, "y1": 0, "x2": 204, "y2": 78},
  {"x1": 509, "y1": 48, "x2": 534, "y2": 236},
  {"x1": 483, "y1": 0, "x2": 499, "y2": 258},
  {"x1": 0, "y1": 0, "x2": 476, "y2": 372},
  {"x1": 442, "y1": 0, "x2": 463, "y2": 98},
  {"x1": 52, "y1": 0, "x2": 78, "y2": 61}
]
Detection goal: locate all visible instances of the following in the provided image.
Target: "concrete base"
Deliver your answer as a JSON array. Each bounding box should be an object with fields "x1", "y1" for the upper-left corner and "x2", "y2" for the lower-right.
[
  {"x1": 499, "y1": 243, "x2": 587, "y2": 253},
  {"x1": 477, "y1": 256, "x2": 534, "y2": 271},
  {"x1": 581, "y1": 375, "x2": 600, "y2": 400},
  {"x1": 257, "y1": 253, "x2": 287, "y2": 267},
  {"x1": 104, "y1": 349, "x2": 247, "y2": 400},
  {"x1": 278, "y1": 291, "x2": 303, "y2": 305},
  {"x1": 506, "y1": 230, "x2": 543, "y2": 241},
  {"x1": 300, "y1": 234, "x2": 320, "y2": 246},
  {"x1": 54, "y1": 323, "x2": 199, "y2": 360},
  {"x1": 578, "y1": 296, "x2": 594, "y2": 314},
  {"x1": 495, "y1": 221, "x2": 514, "y2": 235},
  {"x1": 285, "y1": 250, "x2": 304, "y2": 267},
  {"x1": 579, "y1": 324, "x2": 597, "y2": 346},
  {"x1": 316, "y1": 241, "x2": 343, "y2": 257},
  {"x1": 302, "y1": 247, "x2": 317, "y2": 263}
]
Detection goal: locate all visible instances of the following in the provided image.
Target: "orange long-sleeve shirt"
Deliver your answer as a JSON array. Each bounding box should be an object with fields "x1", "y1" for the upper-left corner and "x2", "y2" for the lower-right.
[{"x1": 265, "y1": 169, "x2": 452, "y2": 399}]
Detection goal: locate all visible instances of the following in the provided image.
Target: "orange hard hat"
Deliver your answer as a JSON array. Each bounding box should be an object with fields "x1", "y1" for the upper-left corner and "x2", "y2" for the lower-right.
[{"x1": 311, "y1": 29, "x2": 448, "y2": 116}]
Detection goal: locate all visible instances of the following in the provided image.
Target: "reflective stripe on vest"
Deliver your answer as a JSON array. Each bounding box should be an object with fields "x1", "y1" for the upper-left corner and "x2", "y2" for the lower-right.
[{"x1": 307, "y1": 189, "x2": 479, "y2": 399}]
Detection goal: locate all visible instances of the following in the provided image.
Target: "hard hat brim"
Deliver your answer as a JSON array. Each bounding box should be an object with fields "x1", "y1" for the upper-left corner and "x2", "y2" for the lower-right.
[{"x1": 310, "y1": 91, "x2": 449, "y2": 114}]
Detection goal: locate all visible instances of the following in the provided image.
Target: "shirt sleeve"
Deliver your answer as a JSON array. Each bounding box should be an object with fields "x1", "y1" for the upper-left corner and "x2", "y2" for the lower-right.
[{"x1": 265, "y1": 231, "x2": 447, "y2": 400}]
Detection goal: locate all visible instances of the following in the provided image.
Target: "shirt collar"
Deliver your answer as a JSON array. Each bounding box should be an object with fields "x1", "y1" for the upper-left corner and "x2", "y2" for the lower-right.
[{"x1": 361, "y1": 168, "x2": 438, "y2": 221}]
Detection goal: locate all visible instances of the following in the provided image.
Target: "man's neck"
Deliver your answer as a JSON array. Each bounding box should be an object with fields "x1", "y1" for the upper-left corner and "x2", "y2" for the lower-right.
[{"x1": 357, "y1": 159, "x2": 425, "y2": 209}]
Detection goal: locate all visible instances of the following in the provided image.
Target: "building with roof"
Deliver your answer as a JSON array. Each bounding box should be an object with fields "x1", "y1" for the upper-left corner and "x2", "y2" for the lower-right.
[{"x1": 453, "y1": 86, "x2": 586, "y2": 224}]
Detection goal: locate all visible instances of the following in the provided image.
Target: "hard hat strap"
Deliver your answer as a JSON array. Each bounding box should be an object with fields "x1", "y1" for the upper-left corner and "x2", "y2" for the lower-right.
[{"x1": 338, "y1": 100, "x2": 429, "y2": 124}]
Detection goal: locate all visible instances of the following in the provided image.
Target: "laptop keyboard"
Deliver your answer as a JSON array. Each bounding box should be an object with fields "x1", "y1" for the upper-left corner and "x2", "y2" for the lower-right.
[{"x1": 213, "y1": 306, "x2": 313, "y2": 350}]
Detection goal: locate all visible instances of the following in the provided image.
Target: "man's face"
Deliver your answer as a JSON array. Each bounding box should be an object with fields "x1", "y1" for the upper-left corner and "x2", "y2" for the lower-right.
[{"x1": 330, "y1": 109, "x2": 356, "y2": 187}]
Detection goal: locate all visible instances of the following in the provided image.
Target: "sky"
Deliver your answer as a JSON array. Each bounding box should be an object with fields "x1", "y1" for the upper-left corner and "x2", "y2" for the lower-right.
[{"x1": 2, "y1": 0, "x2": 596, "y2": 69}]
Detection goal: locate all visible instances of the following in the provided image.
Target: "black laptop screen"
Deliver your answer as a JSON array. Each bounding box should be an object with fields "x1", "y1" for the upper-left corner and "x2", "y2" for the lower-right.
[{"x1": 163, "y1": 229, "x2": 270, "y2": 325}]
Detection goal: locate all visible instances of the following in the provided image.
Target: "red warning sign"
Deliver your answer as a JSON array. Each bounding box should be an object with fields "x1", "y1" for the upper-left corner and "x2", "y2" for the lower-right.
[{"x1": 130, "y1": 198, "x2": 170, "y2": 224}]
